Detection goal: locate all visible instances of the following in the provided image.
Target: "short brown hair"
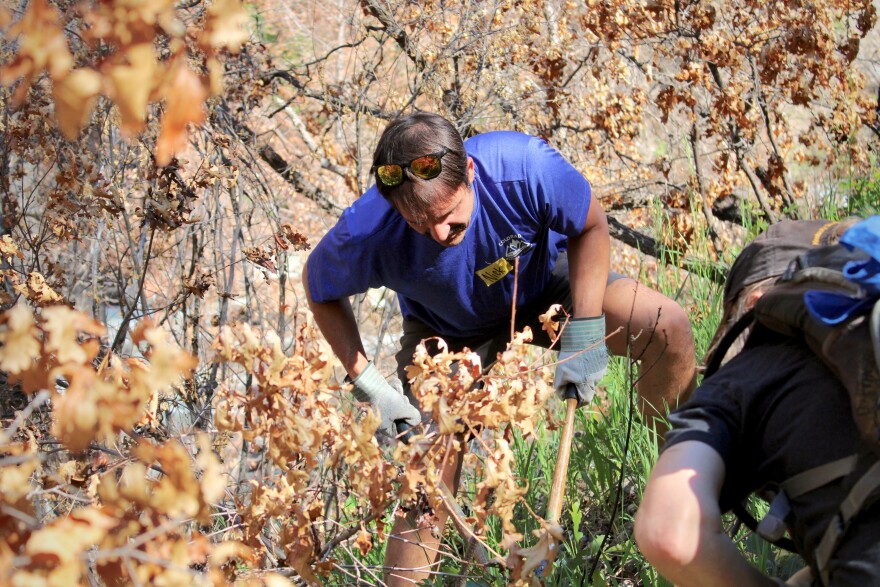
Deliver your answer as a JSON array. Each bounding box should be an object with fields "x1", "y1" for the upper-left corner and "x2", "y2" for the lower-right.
[{"x1": 372, "y1": 112, "x2": 468, "y2": 223}]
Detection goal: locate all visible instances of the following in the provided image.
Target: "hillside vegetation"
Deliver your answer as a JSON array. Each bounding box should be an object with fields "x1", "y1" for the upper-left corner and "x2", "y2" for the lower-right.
[{"x1": 0, "y1": 0, "x2": 878, "y2": 585}]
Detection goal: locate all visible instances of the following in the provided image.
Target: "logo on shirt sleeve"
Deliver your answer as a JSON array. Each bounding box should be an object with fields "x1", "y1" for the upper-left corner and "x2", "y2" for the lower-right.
[{"x1": 475, "y1": 234, "x2": 534, "y2": 287}]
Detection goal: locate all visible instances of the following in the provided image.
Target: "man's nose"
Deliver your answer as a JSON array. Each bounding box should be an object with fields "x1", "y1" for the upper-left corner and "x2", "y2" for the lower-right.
[{"x1": 428, "y1": 223, "x2": 449, "y2": 243}]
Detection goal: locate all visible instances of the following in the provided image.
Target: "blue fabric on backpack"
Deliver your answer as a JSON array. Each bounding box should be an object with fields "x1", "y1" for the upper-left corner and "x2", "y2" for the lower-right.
[
  {"x1": 840, "y1": 215, "x2": 880, "y2": 294},
  {"x1": 805, "y1": 216, "x2": 880, "y2": 325}
]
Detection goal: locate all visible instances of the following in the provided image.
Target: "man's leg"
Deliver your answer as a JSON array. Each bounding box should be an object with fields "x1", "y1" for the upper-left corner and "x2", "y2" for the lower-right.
[
  {"x1": 602, "y1": 277, "x2": 696, "y2": 433},
  {"x1": 385, "y1": 320, "x2": 484, "y2": 586},
  {"x1": 384, "y1": 445, "x2": 464, "y2": 586},
  {"x1": 635, "y1": 441, "x2": 776, "y2": 587}
]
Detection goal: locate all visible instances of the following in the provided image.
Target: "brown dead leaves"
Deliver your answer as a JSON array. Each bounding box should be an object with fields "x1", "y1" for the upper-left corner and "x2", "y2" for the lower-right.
[
  {"x1": 0, "y1": 301, "x2": 265, "y2": 586},
  {"x1": 506, "y1": 521, "x2": 565, "y2": 586},
  {"x1": 213, "y1": 318, "x2": 381, "y2": 583},
  {"x1": 0, "y1": 295, "x2": 564, "y2": 584},
  {"x1": 244, "y1": 224, "x2": 311, "y2": 275},
  {"x1": 399, "y1": 330, "x2": 555, "y2": 559},
  {"x1": 0, "y1": 304, "x2": 196, "y2": 453},
  {"x1": 0, "y1": 0, "x2": 251, "y2": 165}
]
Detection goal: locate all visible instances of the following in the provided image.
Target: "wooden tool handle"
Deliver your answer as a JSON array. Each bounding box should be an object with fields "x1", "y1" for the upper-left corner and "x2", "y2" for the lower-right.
[{"x1": 545, "y1": 393, "x2": 579, "y2": 523}]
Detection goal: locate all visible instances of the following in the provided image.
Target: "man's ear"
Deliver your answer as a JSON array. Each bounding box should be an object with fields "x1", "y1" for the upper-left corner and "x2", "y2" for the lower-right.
[{"x1": 467, "y1": 157, "x2": 474, "y2": 184}]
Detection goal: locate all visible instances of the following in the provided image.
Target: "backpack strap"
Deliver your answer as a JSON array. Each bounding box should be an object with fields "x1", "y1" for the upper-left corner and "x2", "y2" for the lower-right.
[
  {"x1": 732, "y1": 456, "x2": 860, "y2": 566},
  {"x1": 731, "y1": 500, "x2": 799, "y2": 553},
  {"x1": 704, "y1": 308, "x2": 757, "y2": 379},
  {"x1": 781, "y1": 455, "x2": 859, "y2": 499},
  {"x1": 871, "y1": 300, "x2": 880, "y2": 373},
  {"x1": 814, "y1": 458, "x2": 880, "y2": 585}
]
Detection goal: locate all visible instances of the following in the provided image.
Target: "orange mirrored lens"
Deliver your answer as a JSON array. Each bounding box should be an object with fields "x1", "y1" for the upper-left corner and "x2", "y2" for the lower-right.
[
  {"x1": 409, "y1": 155, "x2": 442, "y2": 179},
  {"x1": 377, "y1": 164, "x2": 404, "y2": 186}
]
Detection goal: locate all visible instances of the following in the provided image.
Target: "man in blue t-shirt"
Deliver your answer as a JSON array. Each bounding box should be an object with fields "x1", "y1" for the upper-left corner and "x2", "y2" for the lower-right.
[{"x1": 303, "y1": 112, "x2": 696, "y2": 585}]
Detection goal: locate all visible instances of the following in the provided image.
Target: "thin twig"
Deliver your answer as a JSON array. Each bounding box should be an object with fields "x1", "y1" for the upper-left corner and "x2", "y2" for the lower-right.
[{"x1": 0, "y1": 390, "x2": 50, "y2": 444}]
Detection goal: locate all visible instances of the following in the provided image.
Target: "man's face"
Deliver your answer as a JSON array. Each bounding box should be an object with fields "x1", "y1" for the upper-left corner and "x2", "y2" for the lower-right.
[{"x1": 396, "y1": 183, "x2": 474, "y2": 247}]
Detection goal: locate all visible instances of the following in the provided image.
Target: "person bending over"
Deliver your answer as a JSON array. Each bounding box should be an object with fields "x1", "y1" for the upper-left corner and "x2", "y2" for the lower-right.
[
  {"x1": 635, "y1": 220, "x2": 880, "y2": 587},
  {"x1": 303, "y1": 112, "x2": 697, "y2": 586}
]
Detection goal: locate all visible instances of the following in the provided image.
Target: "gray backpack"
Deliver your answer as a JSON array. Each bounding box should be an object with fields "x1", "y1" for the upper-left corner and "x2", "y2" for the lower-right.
[{"x1": 703, "y1": 218, "x2": 880, "y2": 585}]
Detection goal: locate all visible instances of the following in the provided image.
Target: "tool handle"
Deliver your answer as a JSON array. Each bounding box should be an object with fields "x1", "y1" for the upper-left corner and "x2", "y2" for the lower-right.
[
  {"x1": 546, "y1": 384, "x2": 579, "y2": 523},
  {"x1": 395, "y1": 420, "x2": 416, "y2": 444}
]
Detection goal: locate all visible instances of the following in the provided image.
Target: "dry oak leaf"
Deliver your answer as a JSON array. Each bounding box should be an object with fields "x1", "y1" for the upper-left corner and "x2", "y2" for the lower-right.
[
  {"x1": 242, "y1": 246, "x2": 277, "y2": 273},
  {"x1": 26, "y1": 506, "x2": 117, "y2": 566},
  {"x1": 52, "y1": 458, "x2": 87, "y2": 487},
  {"x1": 0, "y1": 302, "x2": 42, "y2": 373},
  {"x1": 538, "y1": 303, "x2": 563, "y2": 342},
  {"x1": 53, "y1": 68, "x2": 102, "y2": 139},
  {"x1": 103, "y1": 43, "x2": 160, "y2": 137},
  {"x1": 355, "y1": 522, "x2": 373, "y2": 556},
  {"x1": 155, "y1": 59, "x2": 207, "y2": 167},
  {"x1": 16, "y1": 271, "x2": 64, "y2": 306},
  {"x1": 41, "y1": 305, "x2": 105, "y2": 366},
  {"x1": 81, "y1": 0, "x2": 182, "y2": 47},
  {"x1": 200, "y1": 0, "x2": 251, "y2": 53},
  {"x1": 0, "y1": 234, "x2": 24, "y2": 264},
  {"x1": 133, "y1": 440, "x2": 203, "y2": 519},
  {"x1": 51, "y1": 366, "x2": 114, "y2": 452},
  {"x1": 14, "y1": 354, "x2": 56, "y2": 395},
  {"x1": 209, "y1": 540, "x2": 256, "y2": 567},
  {"x1": 130, "y1": 319, "x2": 198, "y2": 392},
  {"x1": 0, "y1": 0, "x2": 73, "y2": 103},
  {"x1": 481, "y1": 438, "x2": 528, "y2": 536},
  {"x1": 195, "y1": 433, "x2": 226, "y2": 508},
  {"x1": 0, "y1": 441, "x2": 40, "y2": 502},
  {"x1": 184, "y1": 271, "x2": 216, "y2": 299},
  {"x1": 277, "y1": 224, "x2": 311, "y2": 251},
  {"x1": 506, "y1": 520, "x2": 564, "y2": 586}
]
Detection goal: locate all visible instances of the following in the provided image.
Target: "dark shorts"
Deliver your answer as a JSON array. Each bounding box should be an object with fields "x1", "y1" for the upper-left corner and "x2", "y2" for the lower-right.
[{"x1": 395, "y1": 251, "x2": 626, "y2": 394}]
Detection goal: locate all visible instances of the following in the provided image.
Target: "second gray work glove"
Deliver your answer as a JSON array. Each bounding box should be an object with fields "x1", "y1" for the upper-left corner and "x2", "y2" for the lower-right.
[
  {"x1": 349, "y1": 361, "x2": 421, "y2": 438},
  {"x1": 553, "y1": 315, "x2": 609, "y2": 406}
]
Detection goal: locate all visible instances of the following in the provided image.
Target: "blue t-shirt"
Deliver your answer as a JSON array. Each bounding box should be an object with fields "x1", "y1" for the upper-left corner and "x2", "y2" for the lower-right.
[{"x1": 306, "y1": 131, "x2": 592, "y2": 338}]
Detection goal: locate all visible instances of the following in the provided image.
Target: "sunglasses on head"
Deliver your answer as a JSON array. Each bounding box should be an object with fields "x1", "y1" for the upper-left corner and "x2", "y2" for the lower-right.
[{"x1": 372, "y1": 147, "x2": 452, "y2": 187}]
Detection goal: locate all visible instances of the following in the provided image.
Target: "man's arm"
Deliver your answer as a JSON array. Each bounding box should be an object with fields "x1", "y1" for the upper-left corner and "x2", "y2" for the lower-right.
[
  {"x1": 635, "y1": 440, "x2": 779, "y2": 587},
  {"x1": 302, "y1": 258, "x2": 421, "y2": 437},
  {"x1": 566, "y1": 191, "x2": 610, "y2": 318},
  {"x1": 302, "y1": 258, "x2": 369, "y2": 379},
  {"x1": 552, "y1": 191, "x2": 611, "y2": 405}
]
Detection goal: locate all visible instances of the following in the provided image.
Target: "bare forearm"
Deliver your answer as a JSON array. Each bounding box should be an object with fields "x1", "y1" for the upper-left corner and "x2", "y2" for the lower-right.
[
  {"x1": 667, "y1": 529, "x2": 778, "y2": 587},
  {"x1": 302, "y1": 261, "x2": 369, "y2": 378},
  {"x1": 567, "y1": 199, "x2": 610, "y2": 318},
  {"x1": 637, "y1": 442, "x2": 779, "y2": 587}
]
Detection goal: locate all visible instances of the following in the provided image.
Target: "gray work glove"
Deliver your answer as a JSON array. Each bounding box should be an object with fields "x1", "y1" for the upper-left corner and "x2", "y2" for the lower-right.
[
  {"x1": 349, "y1": 362, "x2": 421, "y2": 438},
  {"x1": 553, "y1": 315, "x2": 608, "y2": 406}
]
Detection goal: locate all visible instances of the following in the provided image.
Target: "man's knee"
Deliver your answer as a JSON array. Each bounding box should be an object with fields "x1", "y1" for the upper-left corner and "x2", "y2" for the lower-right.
[
  {"x1": 655, "y1": 299, "x2": 696, "y2": 360},
  {"x1": 629, "y1": 296, "x2": 695, "y2": 367},
  {"x1": 605, "y1": 280, "x2": 695, "y2": 358}
]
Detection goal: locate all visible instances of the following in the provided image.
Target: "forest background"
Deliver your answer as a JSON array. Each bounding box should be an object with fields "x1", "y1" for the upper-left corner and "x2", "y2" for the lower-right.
[{"x1": 1, "y1": 0, "x2": 879, "y2": 585}]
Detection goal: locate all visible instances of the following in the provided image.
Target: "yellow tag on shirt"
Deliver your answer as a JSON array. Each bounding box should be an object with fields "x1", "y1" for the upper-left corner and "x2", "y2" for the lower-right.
[{"x1": 476, "y1": 257, "x2": 513, "y2": 287}]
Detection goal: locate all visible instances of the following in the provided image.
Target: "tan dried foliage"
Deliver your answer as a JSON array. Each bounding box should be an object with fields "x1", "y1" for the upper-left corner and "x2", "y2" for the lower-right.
[
  {"x1": 2, "y1": 0, "x2": 879, "y2": 583},
  {"x1": 0, "y1": 302, "x2": 263, "y2": 586},
  {"x1": 1, "y1": 0, "x2": 250, "y2": 164}
]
